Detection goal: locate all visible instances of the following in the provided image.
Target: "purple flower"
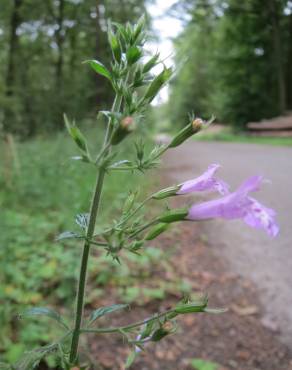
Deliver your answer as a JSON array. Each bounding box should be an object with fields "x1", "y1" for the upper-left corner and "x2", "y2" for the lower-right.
[
  {"x1": 187, "y1": 175, "x2": 279, "y2": 237},
  {"x1": 177, "y1": 164, "x2": 229, "y2": 195}
]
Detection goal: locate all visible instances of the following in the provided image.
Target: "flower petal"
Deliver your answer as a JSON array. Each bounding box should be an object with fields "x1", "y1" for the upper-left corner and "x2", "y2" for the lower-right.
[
  {"x1": 177, "y1": 164, "x2": 229, "y2": 195},
  {"x1": 244, "y1": 198, "x2": 279, "y2": 237}
]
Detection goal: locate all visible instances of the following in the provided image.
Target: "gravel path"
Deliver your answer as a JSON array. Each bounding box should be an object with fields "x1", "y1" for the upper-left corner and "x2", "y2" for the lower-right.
[{"x1": 164, "y1": 140, "x2": 292, "y2": 347}]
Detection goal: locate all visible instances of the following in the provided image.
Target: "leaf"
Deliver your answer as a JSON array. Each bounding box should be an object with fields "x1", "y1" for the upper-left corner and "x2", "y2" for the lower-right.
[
  {"x1": 15, "y1": 344, "x2": 58, "y2": 370},
  {"x1": 56, "y1": 231, "x2": 81, "y2": 241},
  {"x1": 19, "y1": 307, "x2": 68, "y2": 329},
  {"x1": 84, "y1": 59, "x2": 112, "y2": 81},
  {"x1": 75, "y1": 213, "x2": 89, "y2": 230},
  {"x1": 88, "y1": 304, "x2": 129, "y2": 325},
  {"x1": 190, "y1": 359, "x2": 220, "y2": 370},
  {"x1": 0, "y1": 363, "x2": 13, "y2": 369}
]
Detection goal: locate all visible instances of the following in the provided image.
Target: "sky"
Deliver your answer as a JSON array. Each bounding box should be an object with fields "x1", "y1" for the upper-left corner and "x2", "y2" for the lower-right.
[{"x1": 147, "y1": 0, "x2": 183, "y2": 104}]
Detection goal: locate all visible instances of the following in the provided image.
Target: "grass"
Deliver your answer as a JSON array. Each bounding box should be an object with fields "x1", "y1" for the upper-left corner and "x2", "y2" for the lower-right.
[
  {"x1": 0, "y1": 127, "x2": 158, "y2": 364},
  {"x1": 194, "y1": 126, "x2": 292, "y2": 147}
]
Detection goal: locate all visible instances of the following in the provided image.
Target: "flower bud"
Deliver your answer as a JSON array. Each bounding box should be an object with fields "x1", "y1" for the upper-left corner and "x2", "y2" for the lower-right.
[
  {"x1": 145, "y1": 223, "x2": 169, "y2": 240},
  {"x1": 150, "y1": 322, "x2": 174, "y2": 342},
  {"x1": 157, "y1": 208, "x2": 188, "y2": 223},
  {"x1": 174, "y1": 300, "x2": 208, "y2": 314},
  {"x1": 151, "y1": 185, "x2": 180, "y2": 200},
  {"x1": 168, "y1": 118, "x2": 205, "y2": 148},
  {"x1": 111, "y1": 116, "x2": 135, "y2": 145}
]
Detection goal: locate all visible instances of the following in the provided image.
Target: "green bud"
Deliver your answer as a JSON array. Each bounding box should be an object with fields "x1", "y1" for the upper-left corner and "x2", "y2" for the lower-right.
[
  {"x1": 129, "y1": 240, "x2": 144, "y2": 251},
  {"x1": 169, "y1": 118, "x2": 204, "y2": 148},
  {"x1": 132, "y1": 15, "x2": 146, "y2": 43},
  {"x1": 108, "y1": 21, "x2": 121, "y2": 62},
  {"x1": 151, "y1": 322, "x2": 174, "y2": 342},
  {"x1": 126, "y1": 46, "x2": 142, "y2": 65},
  {"x1": 123, "y1": 192, "x2": 137, "y2": 213},
  {"x1": 151, "y1": 185, "x2": 180, "y2": 200},
  {"x1": 142, "y1": 53, "x2": 160, "y2": 74},
  {"x1": 143, "y1": 67, "x2": 172, "y2": 103},
  {"x1": 145, "y1": 223, "x2": 169, "y2": 240},
  {"x1": 157, "y1": 208, "x2": 188, "y2": 223},
  {"x1": 111, "y1": 116, "x2": 135, "y2": 145},
  {"x1": 64, "y1": 114, "x2": 88, "y2": 154},
  {"x1": 174, "y1": 300, "x2": 208, "y2": 314}
]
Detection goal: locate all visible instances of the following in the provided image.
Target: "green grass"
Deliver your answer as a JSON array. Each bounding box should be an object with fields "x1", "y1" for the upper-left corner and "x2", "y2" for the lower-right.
[
  {"x1": 194, "y1": 127, "x2": 292, "y2": 146},
  {"x1": 0, "y1": 128, "x2": 156, "y2": 363}
]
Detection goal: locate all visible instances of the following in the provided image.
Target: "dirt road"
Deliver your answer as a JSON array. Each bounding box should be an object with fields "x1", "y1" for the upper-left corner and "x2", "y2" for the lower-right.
[{"x1": 164, "y1": 140, "x2": 292, "y2": 347}]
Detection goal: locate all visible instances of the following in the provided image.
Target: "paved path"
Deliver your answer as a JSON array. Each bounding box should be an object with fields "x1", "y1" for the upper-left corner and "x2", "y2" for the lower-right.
[{"x1": 164, "y1": 141, "x2": 292, "y2": 346}]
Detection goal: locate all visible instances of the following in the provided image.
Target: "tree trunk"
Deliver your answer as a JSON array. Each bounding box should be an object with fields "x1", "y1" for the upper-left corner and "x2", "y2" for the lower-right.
[
  {"x1": 286, "y1": 14, "x2": 292, "y2": 109},
  {"x1": 55, "y1": 0, "x2": 65, "y2": 92},
  {"x1": 268, "y1": 0, "x2": 286, "y2": 113},
  {"x1": 3, "y1": 0, "x2": 23, "y2": 133}
]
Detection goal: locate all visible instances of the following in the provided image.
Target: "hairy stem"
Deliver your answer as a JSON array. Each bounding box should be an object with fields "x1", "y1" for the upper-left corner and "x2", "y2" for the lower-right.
[
  {"x1": 69, "y1": 94, "x2": 122, "y2": 364},
  {"x1": 80, "y1": 308, "x2": 174, "y2": 334}
]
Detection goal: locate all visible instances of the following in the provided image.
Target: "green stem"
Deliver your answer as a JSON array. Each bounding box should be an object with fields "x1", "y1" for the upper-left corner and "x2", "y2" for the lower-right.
[
  {"x1": 80, "y1": 309, "x2": 174, "y2": 334},
  {"x1": 69, "y1": 94, "x2": 122, "y2": 364},
  {"x1": 130, "y1": 219, "x2": 158, "y2": 239}
]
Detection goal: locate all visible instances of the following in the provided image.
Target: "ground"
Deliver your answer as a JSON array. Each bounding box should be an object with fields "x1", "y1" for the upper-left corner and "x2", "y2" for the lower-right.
[{"x1": 84, "y1": 140, "x2": 292, "y2": 369}]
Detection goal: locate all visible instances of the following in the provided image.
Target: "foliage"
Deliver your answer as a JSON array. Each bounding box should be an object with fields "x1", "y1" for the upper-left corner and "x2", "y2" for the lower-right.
[
  {"x1": 190, "y1": 358, "x2": 220, "y2": 370},
  {"x1": 0, "y1": 129, "x2": 151, "y2": 364},
  {"x1": 1, "y1": 14, "x2": 279, "y2": 370},
  {"x1": 169, "y1": 0, "x2": 292, "y2": 128},
  {"x1": 194, "y1": 126, "x2": 292, "y2": 146},
  {"x1": 0, "y1": 0, "x2": 150, "y2": 137}
]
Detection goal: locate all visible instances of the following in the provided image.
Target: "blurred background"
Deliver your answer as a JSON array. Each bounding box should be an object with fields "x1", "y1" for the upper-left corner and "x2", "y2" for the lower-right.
[{"x1": 1, "y1": 0, "x2": 292, "y2": 369}]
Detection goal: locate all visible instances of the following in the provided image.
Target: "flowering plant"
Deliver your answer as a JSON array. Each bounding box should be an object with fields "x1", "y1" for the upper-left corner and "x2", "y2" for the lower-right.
[{"x1": 10, "y1": 17, "x2": 278, "y2": 369}]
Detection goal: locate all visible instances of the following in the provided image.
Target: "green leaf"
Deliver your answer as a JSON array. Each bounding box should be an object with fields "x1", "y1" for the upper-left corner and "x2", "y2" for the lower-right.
[
  {"x1": 75, "y1": 213, "x2": 89, "y2": 230},
  {"x1": 15, "y1": 344, "x2": 58, "y2": 370},
  {"x1": 190, "y1": 359, "x2": 220, "y2": 370},
  {"x1": 19, "y1": 307, "x2": 68, "y2": 329},
  {"x1": 56, "y1": 231, "x2": 81, "y2": 241},
  {"x1": 84, "y1": 59, "x2": 112, "y2": 82},
  {"x1": 126, "y1": 46, "x2": 142, "y2": 65},
  {"x1": 88, "y1": 304, "x2": 129, "y2": 325},
  {"x1": 0, "y1": 363, "x2": 12, "y2": 370}
]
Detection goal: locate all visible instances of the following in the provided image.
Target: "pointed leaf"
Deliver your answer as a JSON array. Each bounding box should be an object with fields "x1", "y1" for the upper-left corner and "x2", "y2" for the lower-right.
[
  {"x1": 88, "y1": 304, "x2": 129, "y2": 325},
  {"x1": 56, "y1": 231, "x2": 81, "y2": 241},
  {"x1": 19, "y1": 307, "x2": 68, "y2": 329},
  {"x1": 84, "y1": 60, "x2": 112, "y2": 81},
  {"x1": 75, "y1": 213, "x2": 89, "y2": 230}
]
